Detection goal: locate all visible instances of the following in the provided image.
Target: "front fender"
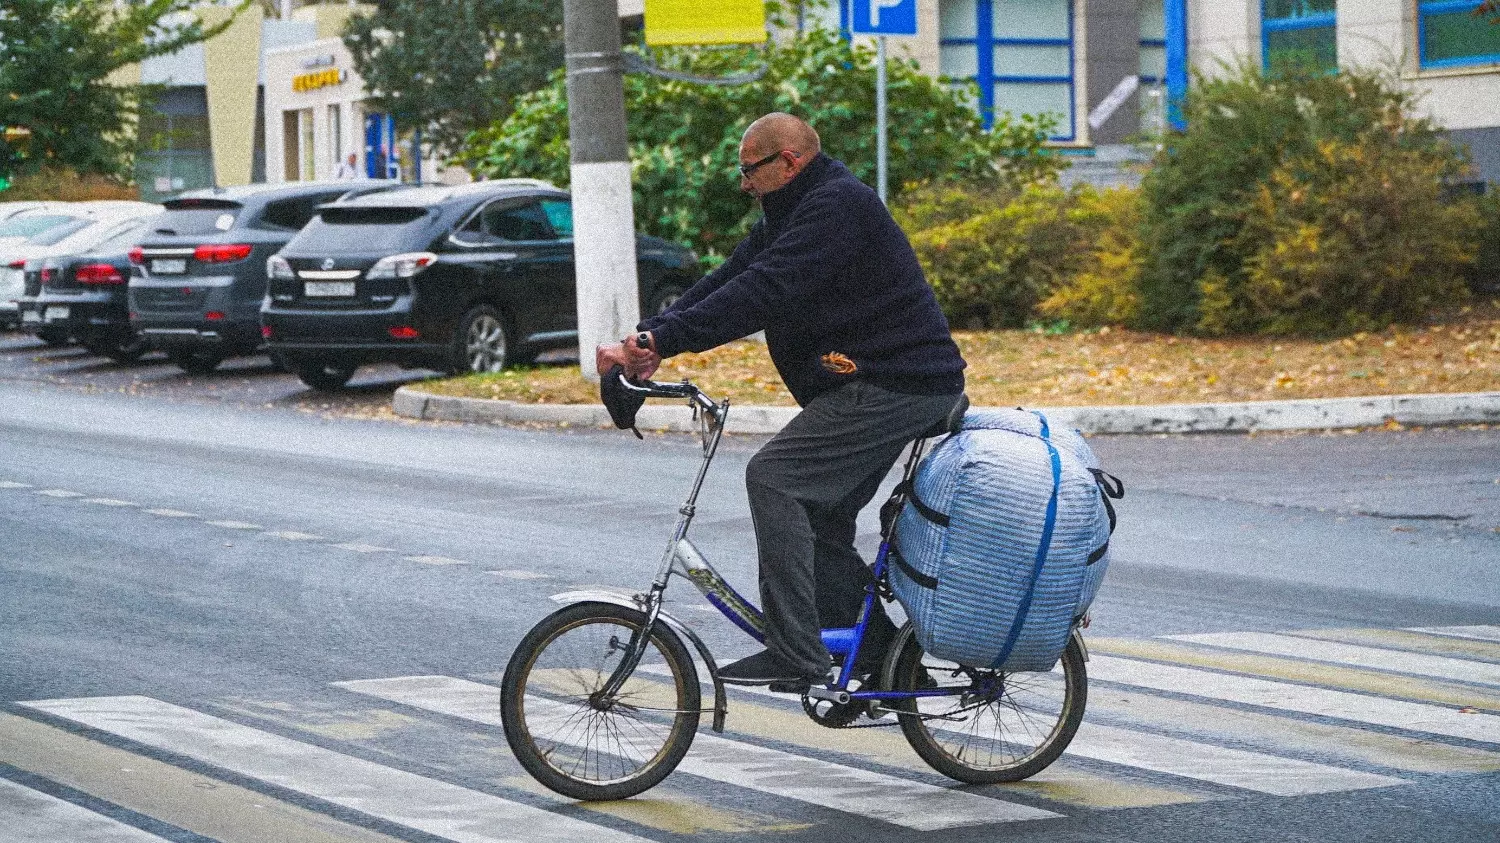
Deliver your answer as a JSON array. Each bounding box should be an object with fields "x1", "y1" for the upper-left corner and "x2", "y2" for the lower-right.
[{"x1": 548, "y1": 590, "x2": 728, "y2": 733}]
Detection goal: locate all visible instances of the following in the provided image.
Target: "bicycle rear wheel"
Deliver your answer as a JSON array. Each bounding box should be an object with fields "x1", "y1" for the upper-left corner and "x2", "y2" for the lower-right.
[
  {"x1": 500, "y1": 602, "x2": 700, "y2": 800},
  {"x1": 890, "y1": 625, "x2": 1087, "y2": 784}
]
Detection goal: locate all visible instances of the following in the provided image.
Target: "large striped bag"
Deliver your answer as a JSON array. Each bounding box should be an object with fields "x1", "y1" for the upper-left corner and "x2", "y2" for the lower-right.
[{"x1": 889, "y1": 408, "x2": 1122, "y2": 672}]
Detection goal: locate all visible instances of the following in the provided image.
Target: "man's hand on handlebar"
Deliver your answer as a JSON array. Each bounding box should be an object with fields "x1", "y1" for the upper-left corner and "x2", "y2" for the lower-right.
[{"x1": 594, "y1": 331, "x2": 661, "y2": 381}]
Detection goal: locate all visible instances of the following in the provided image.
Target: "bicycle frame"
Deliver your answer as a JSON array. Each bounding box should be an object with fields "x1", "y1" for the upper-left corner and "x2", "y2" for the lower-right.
[{"x1": 598, "y1": 375, "x2": 960, "y2": 710}]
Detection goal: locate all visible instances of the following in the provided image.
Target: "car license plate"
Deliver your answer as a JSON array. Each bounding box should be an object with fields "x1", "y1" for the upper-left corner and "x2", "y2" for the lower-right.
[
  {"x1": 44, "y1": 306, "x2": 69, "y2": 321},
  {"x1": 151, "y1": 258, "x2": 187, "y2": 274},
  {"x1": 305, "y1": 280, "x2": 356, "y2": 297},
  {"x1": 21, "y1": 310, "x2": 41, "y2": 324}
]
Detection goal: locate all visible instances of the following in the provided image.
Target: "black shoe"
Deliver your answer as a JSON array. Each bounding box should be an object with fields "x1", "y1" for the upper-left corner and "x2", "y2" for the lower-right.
[
  {"x1": 718, "y1": 649, "x2": 825, "y2": 687},
  {"x1": 845, "y1": 613, "x2": 899, "y2": 677}
]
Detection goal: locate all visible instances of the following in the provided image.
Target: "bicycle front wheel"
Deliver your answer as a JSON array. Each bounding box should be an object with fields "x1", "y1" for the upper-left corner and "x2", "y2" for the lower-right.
[
  {"x1": 500, "y1": 601, "x2": 701, "y2": 800},
  {"x1": 891, "y1": 625, "x2": 1087, "y2": 784}
]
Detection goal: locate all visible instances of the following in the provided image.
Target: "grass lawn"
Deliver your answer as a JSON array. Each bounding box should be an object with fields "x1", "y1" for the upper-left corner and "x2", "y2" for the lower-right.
[{"x1": 416, "y1": 300, "x2": 1500, "y2": 408}]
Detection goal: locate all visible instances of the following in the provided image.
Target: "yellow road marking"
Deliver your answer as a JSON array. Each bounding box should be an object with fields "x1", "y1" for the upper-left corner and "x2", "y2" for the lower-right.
[
  {"x1": 1297, "y1": 628, "x2": 1500, "y2": 665},
  {"x1": 503, "y1": 775, "x2": 813, "y2": 834},
  {"x1": 1090, "y1": 637, "x2": 1500, "y2": 712},
  {"x1": 0, "y1": 712, "x2": 403, "y2": 843}
]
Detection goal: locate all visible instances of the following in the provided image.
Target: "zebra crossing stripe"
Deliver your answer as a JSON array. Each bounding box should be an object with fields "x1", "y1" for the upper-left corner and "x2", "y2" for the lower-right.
[
  {"x1": 0, "y1": 777, "x2": 169, "y2": 842},
  {"x1": 1166, "y1": 631, "x2": 1500, "y2": 687},
  {"x1": 334, "y1": 675, "x2": 1060, "y2": 829},
  {"x1": 1408, "y1": 626, "x2": 1500, "y2": 644},
  {"x1": 1089, "y1": 656, "x2": 1500, "y2": 744},
  {"x1": 708, "y1": 673, "x2": 1400, "y2": 796},
  {"x1": 18, "y1": 696, "x2": 655, "y2": 843}
]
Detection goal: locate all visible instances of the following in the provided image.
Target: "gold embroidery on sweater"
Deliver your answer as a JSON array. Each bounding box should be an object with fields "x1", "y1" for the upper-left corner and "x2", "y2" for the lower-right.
[{"x1": 820, "y1": 352, "x2": 858, "y2": 374}]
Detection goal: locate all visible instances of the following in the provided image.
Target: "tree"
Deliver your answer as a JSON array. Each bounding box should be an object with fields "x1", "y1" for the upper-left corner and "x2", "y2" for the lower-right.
[
  {"x1": 343, "y1": 0, "x2": 563, "y2": 156},
  {"x1": 461, "y1": 27, "x2": 1059, "y2": 262},
  {"x1": 0, "y1": 0, "x2": 248, "y2": 179}
]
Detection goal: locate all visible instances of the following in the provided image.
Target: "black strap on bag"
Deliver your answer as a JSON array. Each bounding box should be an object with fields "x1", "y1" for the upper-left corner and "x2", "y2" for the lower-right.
[
  {"x1": 889, "y1": 542, "x2": 939, "y2": 590},
  {"x1": 1085, "y1": 469, "x2": 1125, "y2": 565},
  {"x1": 897, "y1": 477, "x2": 951, "y2": 528}
]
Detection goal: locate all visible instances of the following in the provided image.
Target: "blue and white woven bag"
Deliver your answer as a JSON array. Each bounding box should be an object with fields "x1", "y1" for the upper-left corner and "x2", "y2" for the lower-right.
[{"x1": 890, "y1": 408, "x2": 1122, "y2": 672}]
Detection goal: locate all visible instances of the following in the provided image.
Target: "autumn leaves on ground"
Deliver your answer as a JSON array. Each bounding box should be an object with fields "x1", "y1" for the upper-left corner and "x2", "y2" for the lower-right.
[{"x1": 420, "y1": 300, "x2": 1500, "y2": 409}]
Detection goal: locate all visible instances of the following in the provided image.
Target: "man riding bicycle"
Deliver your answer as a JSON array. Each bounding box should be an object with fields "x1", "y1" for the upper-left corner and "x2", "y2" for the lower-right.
[{"x1": 597, "y1": 112, "x2": 966, "y2": 690}]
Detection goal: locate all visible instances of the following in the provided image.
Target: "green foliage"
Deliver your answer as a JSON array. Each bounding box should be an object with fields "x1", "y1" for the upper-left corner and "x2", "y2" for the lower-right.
[
  {"x1": 900, "y1": 184, "x2": 1118, "y2": 329},
  {"x1": 1469, "y1": 187, "x2": 1500, "y2": 296},
  {"x1": 1, "y1": 167, "x2": 138, "y2": 200},
  {"x1": 461, "y1": 27, "x2": 1060, "y2": 261},
  {"x1": 1037, "y1": 187, "x2": 1143, "y2": 327},
  {"x1": 343, "y1": 0, "x2": 562, "y2": 155},
  {"x1": 1136, "y1": 62, "x2": 1472, "y2": 335},
  {"x1": 0, "y1": 0, "x2": 248, "y2": 179}
]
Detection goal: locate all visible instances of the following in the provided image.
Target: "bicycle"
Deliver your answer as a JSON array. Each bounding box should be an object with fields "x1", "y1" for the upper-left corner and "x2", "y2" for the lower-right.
[{"x1": 500, "y1": 374, "x2": 1089, "y2": 801}]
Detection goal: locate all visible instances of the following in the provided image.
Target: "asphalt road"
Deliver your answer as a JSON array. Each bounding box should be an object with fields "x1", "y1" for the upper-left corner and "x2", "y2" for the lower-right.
[{"x1": 2, "y1": 330, "x2": 1499, "y2": 843}]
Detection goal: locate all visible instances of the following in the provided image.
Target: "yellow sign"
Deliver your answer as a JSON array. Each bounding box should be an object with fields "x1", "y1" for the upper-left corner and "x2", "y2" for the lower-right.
[
  {"x1": 292, "y1": 67, "x2": 344, "y2": 93},
  {"x1": 645, "y1": 0, "x2": 766, "y2": 46}
]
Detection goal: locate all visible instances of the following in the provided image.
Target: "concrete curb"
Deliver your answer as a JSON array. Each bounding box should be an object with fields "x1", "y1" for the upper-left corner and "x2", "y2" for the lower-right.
[{"x1": 392, "y1": 386, "x2": 1500, "y2": 435}]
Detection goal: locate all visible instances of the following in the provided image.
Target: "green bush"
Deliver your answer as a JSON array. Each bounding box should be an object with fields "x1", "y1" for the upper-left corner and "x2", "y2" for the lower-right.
[
  {"x1": 1469, "y1": 187, "x2": 1500, "y2": 296},
  {"x1": 2, "y1": 167, "x2": 138, "y2": 201},
  {"x1": 1137, "y1": 62, "x2": 1474, "y2": 335},
  {"x1": 1037, "y1": 187, "x2": 1142, "y2": 327},
  {"x1": 901, "y1": 184, "x2": 1126, "y2": 329},
  {"x1": 461, "y1": 27, "x2": 1059, "y2": 264}
]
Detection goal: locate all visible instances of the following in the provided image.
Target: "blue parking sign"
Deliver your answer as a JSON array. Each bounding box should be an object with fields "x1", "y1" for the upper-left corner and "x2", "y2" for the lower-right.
[{"x1": 851, "y1": 0, "x2": 918, "y2": 35}]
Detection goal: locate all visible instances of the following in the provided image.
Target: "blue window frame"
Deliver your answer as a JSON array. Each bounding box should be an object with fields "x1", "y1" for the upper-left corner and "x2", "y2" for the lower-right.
[
  {"x1": 1419, "y1": 0, "x2": 1500, "y2": 68},
  {"x1": 939, "y1": 0, "x2": 1077, "y2": 141},
  {"x1": 1261, "y1": 0, "x2": 1337, "y2": 73}
]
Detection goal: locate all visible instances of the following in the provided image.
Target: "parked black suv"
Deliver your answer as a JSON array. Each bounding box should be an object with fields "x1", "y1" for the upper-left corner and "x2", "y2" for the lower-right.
[
  {"x1": 261, "y1": 180, "x2": 701, "y2": 390},
  {"x1": 128, "y1": 181, "x2": 396, "y2": 374},
  {"x1": 29, "y1": 217, "x2": 158, "y2": 362}
]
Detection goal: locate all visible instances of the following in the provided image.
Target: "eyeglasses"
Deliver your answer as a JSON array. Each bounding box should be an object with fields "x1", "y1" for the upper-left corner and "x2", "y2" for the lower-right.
[{"x1": 738, "y1": 150, "x2": 783, "y2": 177}]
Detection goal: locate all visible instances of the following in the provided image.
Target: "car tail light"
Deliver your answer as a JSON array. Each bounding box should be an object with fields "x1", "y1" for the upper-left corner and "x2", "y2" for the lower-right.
[
  {"x1": 261, "y1": 325, "x2": 273, "y2": 339},
  {"x1": 205, "y1": 311, "x2": 226, "y2": 321},
  {"x1": 366, "y1": 252, "x2": 437, "y2": 280},
  {"x1": 6, "y1": 260, "x2": 22, "y2": 270},
  {"x1": 39, "y1": 267, "x2": 53, "y2": 282},
  {"x1": 388, "y1": 326, "x2": 420, "y2": 340},
  {"x1": 193, "y1": 243, "x2": 253, "y2": 263},
  {"x1": 127, "y1": 247, "x2": 144, "y2": 265},
  {"x1": 75, "y1": 263, "x2": 125, "y2": 285}
]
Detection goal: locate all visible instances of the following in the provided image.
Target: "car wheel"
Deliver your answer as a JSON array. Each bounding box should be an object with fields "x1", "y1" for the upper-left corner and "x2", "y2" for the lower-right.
[
  {"x1": 167, "y1": 348, "x2": 224, "y2": 375},
  {"x1": 296, "y1": 362, "x2": 357, "y2": 391},
  {"x1": 452, "y1": 305, "x2": 512, "y2": 374},
  {"x1": 646, "y1": 284, "x2": 686, "y2": 317},
  {"x1": 36, "y1": 327, "x2": 71, "y2": 347}
]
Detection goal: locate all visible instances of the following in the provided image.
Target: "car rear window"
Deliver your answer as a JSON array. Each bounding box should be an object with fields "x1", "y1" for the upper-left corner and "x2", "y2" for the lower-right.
[
  {"x1": 0, "y1": 214, "x2": 83, "y2": 239},
  {"x1": 291, "y1": 207, "x2": 434, "y2": 253},
  {"x1": 152, "y1": 199, "x2": 242, "y2": 236},
  {"x1": 25, "y1": 218, "x2": 93, "y2": 245}
]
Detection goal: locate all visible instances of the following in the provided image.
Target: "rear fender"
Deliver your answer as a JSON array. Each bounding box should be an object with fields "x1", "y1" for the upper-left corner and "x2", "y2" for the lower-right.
[{"x1": 549, "y1": 590, "x2": 728, "y2": 732}]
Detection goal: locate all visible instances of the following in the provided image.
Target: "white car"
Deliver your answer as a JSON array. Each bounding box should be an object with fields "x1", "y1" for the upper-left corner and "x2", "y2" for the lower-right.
[{"x1": 1, "y1": 202, "x2": 162, "y2": 333}]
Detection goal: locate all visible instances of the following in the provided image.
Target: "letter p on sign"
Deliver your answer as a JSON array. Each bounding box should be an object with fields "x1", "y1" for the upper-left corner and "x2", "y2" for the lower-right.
[{"x1": 852, "y1": 0, "x2": 918, "y2": 35}]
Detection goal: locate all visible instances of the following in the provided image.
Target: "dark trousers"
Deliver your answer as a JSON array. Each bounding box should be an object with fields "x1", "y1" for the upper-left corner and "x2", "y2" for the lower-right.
[{"x1": 745, "y1": 380, "x2": 961, "y2": 677}]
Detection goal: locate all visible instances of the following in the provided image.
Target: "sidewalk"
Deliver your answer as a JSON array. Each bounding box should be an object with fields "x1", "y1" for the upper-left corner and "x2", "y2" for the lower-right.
[{"x1": 391, "y1": 386, "x2": 1500, "y2": 435}]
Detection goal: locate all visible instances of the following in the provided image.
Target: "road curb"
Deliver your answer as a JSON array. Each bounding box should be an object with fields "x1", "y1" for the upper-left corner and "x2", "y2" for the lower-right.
[{"x1": 392, "y1": 386, "x2": 1500, "y2": 435}]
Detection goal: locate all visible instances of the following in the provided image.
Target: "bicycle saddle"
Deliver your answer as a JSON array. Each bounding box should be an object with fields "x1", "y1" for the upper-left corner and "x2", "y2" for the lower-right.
[{"x1": 917, "y1": 393, "x2": 969, "y2": 440}]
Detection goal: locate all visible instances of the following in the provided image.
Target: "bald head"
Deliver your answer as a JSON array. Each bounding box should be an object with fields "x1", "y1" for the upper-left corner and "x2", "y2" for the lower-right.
[{"x1": 742, "y1": 113, "x2": 820, "y2": 159}]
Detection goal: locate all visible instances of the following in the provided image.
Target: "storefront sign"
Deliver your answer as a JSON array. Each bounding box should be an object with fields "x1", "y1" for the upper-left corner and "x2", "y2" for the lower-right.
[{"x1": 293, "y1": 67, "x2": 345, "y2": 93}]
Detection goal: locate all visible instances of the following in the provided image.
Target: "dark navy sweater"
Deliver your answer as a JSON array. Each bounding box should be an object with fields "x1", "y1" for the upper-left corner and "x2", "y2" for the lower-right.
[{"x1": 639, "y1": 153, "x2": 966, "y2": 407}]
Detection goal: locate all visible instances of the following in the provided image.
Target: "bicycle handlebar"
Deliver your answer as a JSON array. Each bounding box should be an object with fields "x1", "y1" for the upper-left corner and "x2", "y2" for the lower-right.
[{"x1": 615, "y1": 372, "x2": 722, "y2": 415}]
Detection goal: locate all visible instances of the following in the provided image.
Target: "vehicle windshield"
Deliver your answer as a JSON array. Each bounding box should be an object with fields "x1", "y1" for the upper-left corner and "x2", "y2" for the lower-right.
[
  {"x1": 24, "y1": 219, "x2": 94, "y2": 246},
  {"x1": 291, "y1": 206, "x2": 433, "y2": 253},
  {"x1": 0, "y1": 214, "x2": 84, "y2": 240},
  {"x1": 149, "y1": 201, "x2": 243, "y2": 237}
]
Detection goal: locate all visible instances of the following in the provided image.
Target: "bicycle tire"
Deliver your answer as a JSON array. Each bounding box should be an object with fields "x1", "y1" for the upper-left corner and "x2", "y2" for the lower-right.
[
  {"x1": 891, "y1": 625, "x2": 1087, "y2": 784},
  {"x1": 500, "y1": 601, "x2": 700, "y2": 800}
]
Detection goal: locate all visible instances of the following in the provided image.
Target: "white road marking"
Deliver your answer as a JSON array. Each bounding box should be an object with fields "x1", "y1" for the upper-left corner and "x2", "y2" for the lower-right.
[
  {"x1": 143, "y1": 509, "x2": 197, "y2": 518},
  {"x1": 1408, "y1": 626, "x2": 1500, "y2": 644},
  {"x1": 0, "y1": 777, "x2": 169, "y2": 842},
  {"x1": 204, "y1": 521, "x2": 261, "y2": 530},
  {"x1": 19, "y1": 696, "x2": 654, "y2": 843},
  {"x1": 331, "y1": 543, "x2": 395, "y2": 554},
  {"x1": 36, "y1": 489, "x2": 85, "y2": 498},
  {"x1": 1167, "y1": 631, "x2": 1500, "y2": 687},
  {"x1": 81, "y1": 498, "x2": 138, "y2": 507},
  {"x1": 0, "y1": 481, "x2": 34, "y2": 489},
  {"x1": 670, "y1": 668, "x2": 1400, "y2": 797},
  {"x1": 405, "y1": 555, "x2": 468, "y2": 566},
  {"x1": 262, "y1": 531, "x2": 323, "y2": 541},
  {"x1": 334, "y1": 675, "x2": 1060, "y2": 829},
  {"x1": 1090, "y1": 655, "x2": 1500, "y2": 744},
  {"x1": 485, "y1": 570, "x2": 550, "y2": 580}
]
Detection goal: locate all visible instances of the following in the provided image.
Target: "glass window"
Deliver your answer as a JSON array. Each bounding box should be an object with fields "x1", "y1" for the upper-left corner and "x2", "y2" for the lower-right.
[
  {"x1": 540, "y1": 200, "x2": 573, "y2": 238},
  {"x1": 1141, "y1": 0, "x2": 1166, "y2": 83},
  {"x1": 1420, "y1": 0, "x2": 1500, "y2": 67},
  {"x1": 0, "y1": 214, "x2": 83, "y2": 240},
  {"x1": 154, "y1": 201, "x2": 242, "y2": 236},
  {"x1": 92, "y1": 220, "x2": 154, "y2": 254},
  {"x1": 26, "y1": 219, "x2": 92, "y2": 246},
  {"x1": 294, "y1": 207, "x2": 432, "y2": 253},
  {"x1": 938, "y1": 0, "x2": 1076, "y2": 140},
  {"x1": 484, "y1": 202, "x2": 555, "y2": 242},
  {"x1": 260, "y1": 191, "x2": 347, "y2": 231},
  {"x1": 1262, "y1": 0, "x2": 1337, "y2": 73}
]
